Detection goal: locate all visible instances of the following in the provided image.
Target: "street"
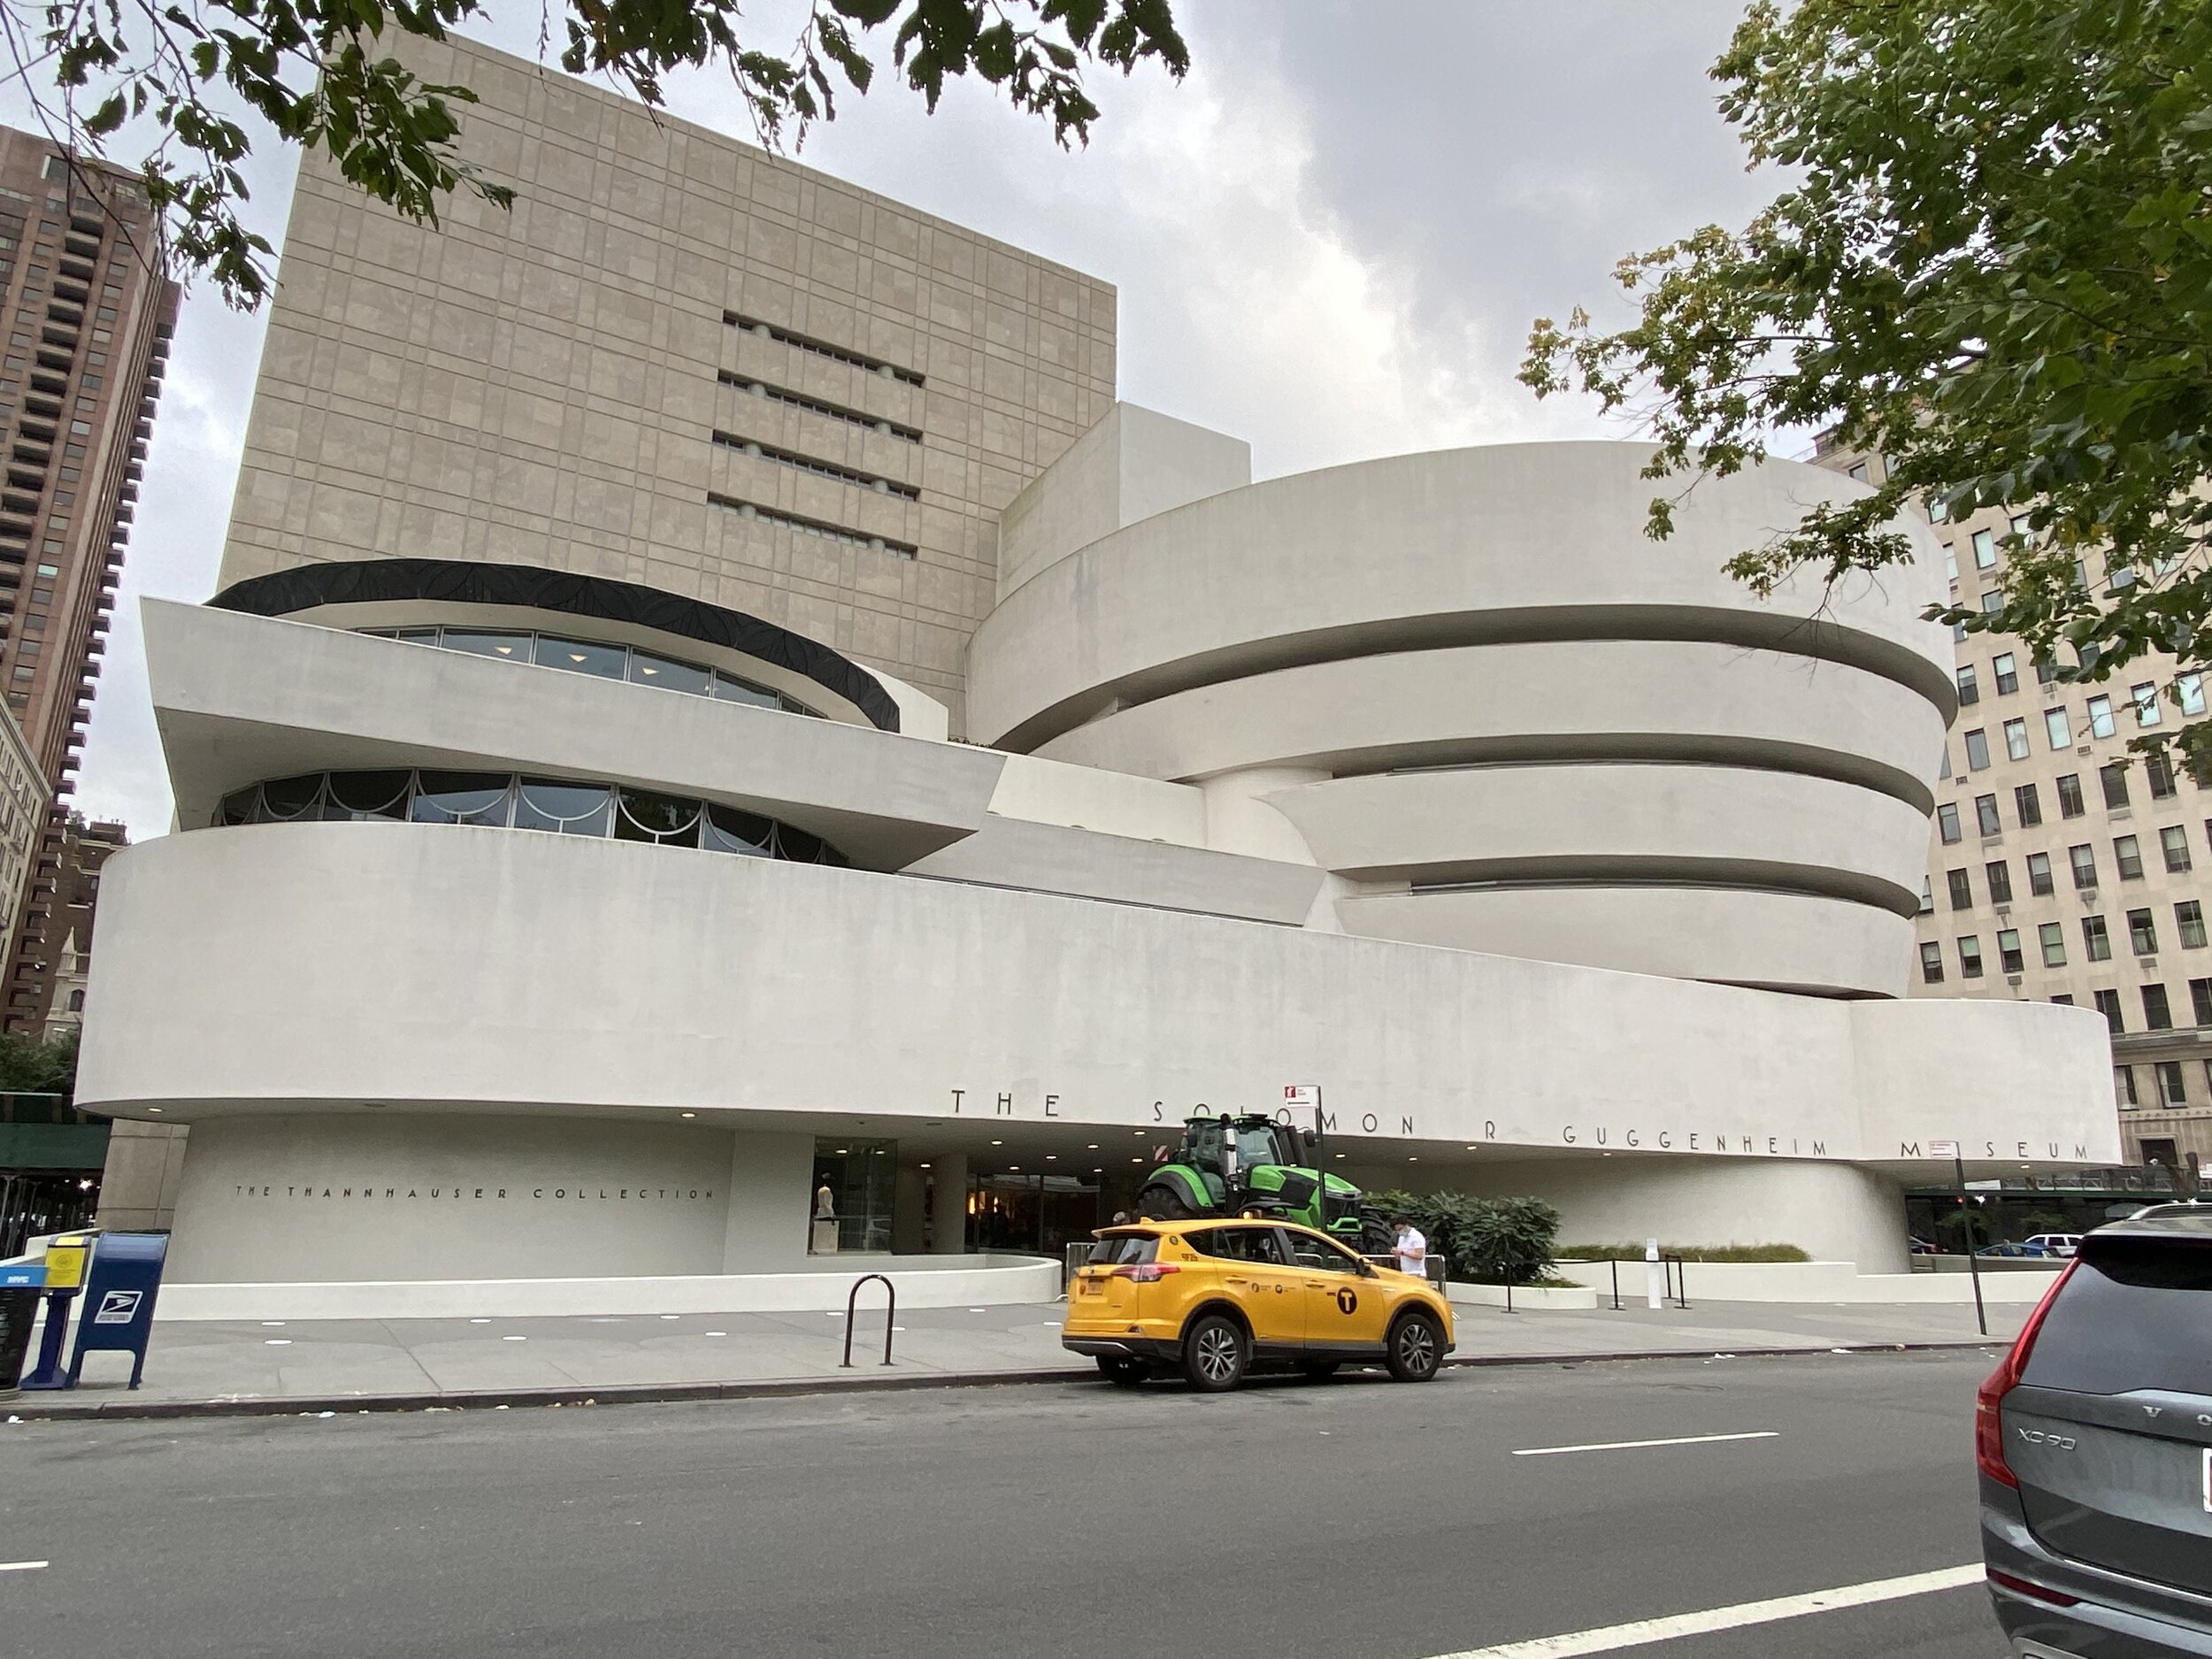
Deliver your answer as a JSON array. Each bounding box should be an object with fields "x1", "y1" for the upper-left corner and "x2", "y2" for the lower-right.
[{"x1": 0, "y1": 1348, "x2": 2006, "y2": 1659}]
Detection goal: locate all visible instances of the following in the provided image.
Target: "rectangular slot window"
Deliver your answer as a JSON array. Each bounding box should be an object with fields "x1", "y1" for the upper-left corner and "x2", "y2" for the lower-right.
[
  {"x1": 1985, "y1": 859, "x2": 2012, "y2": 903},
  {"x1": 2002, "y1": 717, "x2": 2030, "y2": 760},
  {"x1": 2096, "y1": 988, "x2": 2124, "y2": 1033},
  {"x1": 2192, "y1": 978, "x2": 2212, "y2": 1025},
  {"x1": 1993, "y1": 653, "x2": 2018, "y2": 695},
  {"x1": 2039, "y1": 921, "x2": 2066, "y2": 967},
  {"x1": 1938, "y1": 803, "x2": 1962, "y2": 844},
  {"x1": 1947, "y1": 868, "x2": 1973, "y2": 910},
  {"x1": 724, "y1": 312, "x2": 925, "y2": 385},
  {"x1": 2130, "y1": 908, "x2": 2159, "y2": 956},
  {"x1": 2045, "y1": 707, "x2": 2072, "y2": 749},
  {"x1": 1919, "y1": 941, "x2": 1944, "y2": 984},
  {"x1": 2070, "y1": 843, "x2": 2098, "y2": 889},
  {"x1": 1976, "y1": 794, "x2": 2002, "y2": 836},
  {"x1": 1972, "y1": 527, "x2": 1996, "y2": 568},
  {"x1": 1955, "y1": 664, "x2": 1978, "y2": 705},
  {"x1": 2180, "y1": 900, "x2": 2208, "y2": 950},
  {"x1": 2026, "y1": 851, "x2": 2054, "y2": 895},
  {"x1": 2162, "y1": 825, "x2": 2191, "y2": 872},
  {"x1": 2101, "y1": 763, "x2": 2131, "y2": 810},
  {"x1": 2180, "y1": 672, "x2": 2206, "y2": 717},
  {"x1": 2147, "y1": 753, "x2": 2179, "y2": 799},
  {"x1": 2145, "y1": 984, "x2": 2175, "y2": 1030},
  {"x1": 2155, "y1": 1058, "x2": 2186, "y2": 1104},
  {"x1": 2114, "y1": 1061, "x2": 2137, "y2": 1102},
  {"x1": 2133, "y1": 681, "x2": 2162, "y2": 727},
  {"x1": 1957, "y1": 935, "x2": 1984, "y2": 978},
  {"x1": 2014, "y1": 783, "x2": 2041, "y2": 827},
  {"x1": 1997, "y1": 928, "x2": 2024, "y2": 975},
  {"x1": 2087, "y1": 694, "x2": 2116, "y2": 738},
  {"x1": 1963, "y1": 728, "x2": 1990, "y2": 771},
  {"x1": 2057, "y1": 773, "x2": 2085, "y2": 818},
  {"x1": 2083, "y1": 914, "x2": 2113, "y2": 961}
]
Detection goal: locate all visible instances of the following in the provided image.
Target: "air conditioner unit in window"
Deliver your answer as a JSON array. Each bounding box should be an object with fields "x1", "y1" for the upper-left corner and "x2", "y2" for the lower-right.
[{"x1": 2007, "y1": 974, "x2": 2024, "y2": 987}]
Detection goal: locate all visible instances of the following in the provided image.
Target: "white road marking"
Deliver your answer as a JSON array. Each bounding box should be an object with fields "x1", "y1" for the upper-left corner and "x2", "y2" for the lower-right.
[
  {"x1": 1419, "y1": 1563, "x2": 1985, "y2": 1657},
  {"x1": 0, "y1": 1561, "x2": 48, "y2": 1573},
  {"x1": 1512, "y1": 1430, "x2": 1779, "y2": 1458}
]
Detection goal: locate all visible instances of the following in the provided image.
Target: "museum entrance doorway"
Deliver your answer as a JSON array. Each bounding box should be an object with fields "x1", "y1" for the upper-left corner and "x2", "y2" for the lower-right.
[{"x1": 967, "y1": 1171, "x2": 1100, "y2": 1256}]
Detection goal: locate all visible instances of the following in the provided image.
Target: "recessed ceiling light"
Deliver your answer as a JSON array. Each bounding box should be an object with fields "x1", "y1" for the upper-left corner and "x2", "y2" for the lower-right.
[
  {"x1": 680, "y1": 1111, "x2": 695, "y2": 1118},
  {"x1": 1465, "y1": 1145, "x2": 1479, "y2": 1151},
  {"x1": 1086, "y1": 1144, "x2": 1099, "y2": 1150},
  {"x1": 1009, "y1": 1165, "x2": 1020, "y2": 1171},
  {"x1": 991, "y1": 1140, "x2": 1003, "y2": 1146},
  {"x1": 1407, "y1": 1156, "x2": 1418, "y2": 1163},
  {"x1": 147, "y1": 1107, "x2": 162, "y2": 1113},
  {"x1": 1131, "y1": 1156, "x2": 1142, "y2": 1163},
  {"x1": 919, "y1": 1163, "x2": 931, "y2": 1170},
  {"x1": 1045, "y1": 1155, "x2": 1056, "y2": 1161}
]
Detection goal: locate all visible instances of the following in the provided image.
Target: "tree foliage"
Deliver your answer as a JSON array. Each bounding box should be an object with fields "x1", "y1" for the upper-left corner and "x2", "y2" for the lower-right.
[
  {"x1": 0, "y1": 1025, "x2": 79, "y2": 1099},
  {"x1": 1522, "y1": 0, "x2": 2212, "y2": 771},
  {"x1": 1363, "y1": 1189, "x2": 1561, "y2": 1286},
  {"x1": 11, "y1": 0, "x2": 1187, "y2": 307}
]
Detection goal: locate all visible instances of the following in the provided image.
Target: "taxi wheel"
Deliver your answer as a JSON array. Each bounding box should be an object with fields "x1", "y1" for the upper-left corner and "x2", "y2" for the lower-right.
[
  {"x1": 1386, "y1": 1310, "x2": 1445, "y2": 1383},
  {"x1": 1181, "y1": 1312, "x2": 1249, "y2": 1392},
  {"x1": 1097, "y1": 1356, "x2": 1148, "y2": 1387}
]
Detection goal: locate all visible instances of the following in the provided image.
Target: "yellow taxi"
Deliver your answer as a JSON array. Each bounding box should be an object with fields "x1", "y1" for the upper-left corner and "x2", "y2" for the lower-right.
[{"x1": 1063, "y1": 1216, "x2": 1455, "y2": 1391}]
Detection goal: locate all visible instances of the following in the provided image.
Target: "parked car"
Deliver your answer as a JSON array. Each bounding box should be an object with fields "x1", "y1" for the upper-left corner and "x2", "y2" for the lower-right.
[
  {"x1": 1909, "y1": 1236, "x2": 1940, "y2": 1256},
  {"x1": 1978, "y1": 1210, "x2": 2212, "y2": 1656},
  {"x1": 1064, "y1": 1217, "x2": 1455, "y2": 1391},
  {"x1": 2024, "y1": 1233, "x2": 2085, "y2": 1259},
  {"x1": 1977, "y1": 1241, "x2": 2051, "y2": 1258}
]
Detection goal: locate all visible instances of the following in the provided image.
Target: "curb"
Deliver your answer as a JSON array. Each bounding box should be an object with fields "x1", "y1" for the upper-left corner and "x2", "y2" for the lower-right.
[{"x1": 0, "y1": 1338, "x2": 2005, "y2": 1424}]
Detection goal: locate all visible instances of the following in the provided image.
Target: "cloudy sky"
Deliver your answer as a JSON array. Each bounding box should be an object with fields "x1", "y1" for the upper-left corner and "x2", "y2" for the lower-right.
[{"x1": 4, "y1": 1, "x2": 1778, "y2": 836}]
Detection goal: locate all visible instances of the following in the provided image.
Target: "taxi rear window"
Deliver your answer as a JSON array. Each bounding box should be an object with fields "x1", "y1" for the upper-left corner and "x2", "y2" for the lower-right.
[{"x1": 1087, "y1": 1235, "x2": 1157, "y2": 1268}]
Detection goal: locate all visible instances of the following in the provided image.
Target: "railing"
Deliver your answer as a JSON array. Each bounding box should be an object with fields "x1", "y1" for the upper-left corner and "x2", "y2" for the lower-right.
[
  {"x1": 1573, "y1": 1256, "x2": 1689, "y2": 1311},
  {"x1": 841, "y1": 1272, "x2": 895, "y2": 1368}
]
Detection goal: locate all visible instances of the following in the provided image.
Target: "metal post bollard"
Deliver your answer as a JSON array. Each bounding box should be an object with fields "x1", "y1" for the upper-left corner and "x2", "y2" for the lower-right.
[{"x1": 841, "y1": 1273, "x2": 895, "y2": 1368}]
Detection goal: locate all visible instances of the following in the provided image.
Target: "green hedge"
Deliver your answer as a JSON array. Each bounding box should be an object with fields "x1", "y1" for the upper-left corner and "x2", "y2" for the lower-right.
[
  {"x1": 1365, "y1": 1190, "x2": 1561, "y2": 1285},
  {"x1": 1560, "y1": 1242, "x2": 1811, "y2": 1263}
]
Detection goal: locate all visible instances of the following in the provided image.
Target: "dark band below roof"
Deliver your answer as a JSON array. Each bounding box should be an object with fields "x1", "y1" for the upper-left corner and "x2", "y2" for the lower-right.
[{"x1": 208, "y1": 557, "x2": 901, "y2": 733}]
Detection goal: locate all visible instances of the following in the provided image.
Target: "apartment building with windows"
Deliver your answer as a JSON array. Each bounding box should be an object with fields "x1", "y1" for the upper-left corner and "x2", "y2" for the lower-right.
[
  {"x1": 1818, "y1": 442, "x2": 2212, "y2": 1173},
  {"x1": 0, "y1": 129, "x2": 180, "y2": 1033}
]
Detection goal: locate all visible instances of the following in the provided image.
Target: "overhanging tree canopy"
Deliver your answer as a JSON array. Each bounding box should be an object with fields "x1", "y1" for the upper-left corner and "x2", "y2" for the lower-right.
[
  {"x1": 1521, "y1": 0, "x2": 2212, "y2": 771},
  {"x1": 11, "y1": 0, "x2": 1186, "y2": 307}
]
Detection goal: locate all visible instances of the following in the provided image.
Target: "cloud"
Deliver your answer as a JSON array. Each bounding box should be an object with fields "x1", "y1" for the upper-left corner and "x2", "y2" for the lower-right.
[{"x1": 7, "y1": 3, "x2": 1780, "y2": 833}]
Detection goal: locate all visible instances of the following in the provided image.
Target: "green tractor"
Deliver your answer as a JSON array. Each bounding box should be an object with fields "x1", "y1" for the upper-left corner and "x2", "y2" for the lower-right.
[{"x1": 1135, "y1": 1112, "x2": 1394, "y2": 1254}]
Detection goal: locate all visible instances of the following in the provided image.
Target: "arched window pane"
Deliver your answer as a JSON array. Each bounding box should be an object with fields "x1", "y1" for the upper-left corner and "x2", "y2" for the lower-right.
[
  {"x1": 515, "y1": 778, "x2": 613, "y2": 836},
  {"x1": 776, "y1": 824, "x2": 826, "y2": 864},
  {"x1": 710, "y1": 674, "x2": 779, "y2": 710},
  {"x1": 326, "y1": 770, "x2": 412, "y2": 818},
  {"x1": 614, "y1": 788, "x2": 701, "y2": 842},
  {"x1": 534, "y1": 635, "x2": 626, "y2": 680},
  {"x1": 217, "y1": 787, "x2": 260, "y2": 826},
  {"x1": 411, "y1": 772, "x2": 512, "y2": 826},
  {"x1": 703, "y1": 803, "x2": 774, "y2": 856},
  {"x1": 628, "y1": 651, "x2": 712, "y2": 695},
  {"x1": 259, "y1": 774, "x2": 326, "y2": 819},
  {"x1": 440, "y1": 630, "x2": 530, "y2": 661}
]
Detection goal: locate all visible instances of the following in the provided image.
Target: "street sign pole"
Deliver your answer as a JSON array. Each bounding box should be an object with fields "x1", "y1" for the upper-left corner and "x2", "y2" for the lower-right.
[{"x1": 1956, "y1": 1149, "x2": 1987, "y2": 1337}]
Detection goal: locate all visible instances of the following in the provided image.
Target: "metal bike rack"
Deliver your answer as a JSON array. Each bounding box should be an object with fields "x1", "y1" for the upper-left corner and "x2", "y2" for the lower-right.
[{"x1": 841, "y1": 1272, "x2": 895, "y2": 1368}]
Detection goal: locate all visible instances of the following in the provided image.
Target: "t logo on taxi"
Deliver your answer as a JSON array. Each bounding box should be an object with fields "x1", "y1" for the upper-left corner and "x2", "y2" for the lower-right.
[{"x1": 1336, "y1": 1287, "x2": 1358, "y2": 1315}]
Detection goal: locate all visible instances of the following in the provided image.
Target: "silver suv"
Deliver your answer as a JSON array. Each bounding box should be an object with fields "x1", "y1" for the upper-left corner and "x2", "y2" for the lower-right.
[{"x1": 1979, "y1": 1210, "x2": 2212, "y2": 1656}]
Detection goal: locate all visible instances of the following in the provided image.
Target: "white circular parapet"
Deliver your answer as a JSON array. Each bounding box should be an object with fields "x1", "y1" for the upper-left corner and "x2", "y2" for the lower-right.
[{"x1": 967, "y1": 442, "x2": 1953, "y2": 995}]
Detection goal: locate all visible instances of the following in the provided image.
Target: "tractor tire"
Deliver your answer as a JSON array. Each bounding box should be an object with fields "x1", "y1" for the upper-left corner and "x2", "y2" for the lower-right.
[
  {"x1": 1386, "y1": 1309, "x2": 1445, "y2": 1383},
  {"x1": 1096, "y1": 1356, "x2": 1148, "y2": 1388},
  {"x1": 1360, "y1": 1207, "x2": 1395, "y2": 1256},
  {"x1": 1137, "y1": 1183, "x2": 1195, "y2": 1221},
  {"x1": 1181, "y1": 1311, "x2": 1249, "y2": 1392},
  {"x1": 1299, "y1": 1360, "x2": 1340, "y2": 1383}
]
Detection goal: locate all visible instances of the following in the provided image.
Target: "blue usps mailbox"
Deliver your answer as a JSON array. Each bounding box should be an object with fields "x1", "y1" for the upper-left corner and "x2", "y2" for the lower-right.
[{"x1": 66, "y1": 1232, "x2": 168, "y2": 1389}]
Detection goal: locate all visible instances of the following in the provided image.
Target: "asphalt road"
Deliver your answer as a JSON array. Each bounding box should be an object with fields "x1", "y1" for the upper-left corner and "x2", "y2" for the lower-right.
[{"x1": 0, "y1": 1349, "x2": 2008, "y2": 1659}]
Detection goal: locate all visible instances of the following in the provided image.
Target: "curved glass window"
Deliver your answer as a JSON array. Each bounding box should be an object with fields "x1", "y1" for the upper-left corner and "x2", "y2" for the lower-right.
[
  {"x1": 437, "y1": 629, "x2": 529, "y2": 661},
  {"x1": 259, "y1": 773, "x2": 325, "y2": 820},
  {"x1": 703, "y1": 803, "x2": 773, "y2": 856},
  {"x1": 513, "y1": 778, "x2": 612, "y2": 836},
  {"x1": 615, "y1": 788, "x2": 701, "y2": 844},
  {"x1": 358, "y1": 626, "x2": 821, "y2": 717},
  {"x1": 326, "y1": 770, "x2": 411, "y2": 819},
  {"x1": 628, "y1": 651, "x2": 712, "y2": 695},
  {"x1": 410, "y1": 772, "x2": 512, "y2": 827},
  {"x1": 213, "y1": 770, "x2": 847, "y2": 868},
  {"x1": 534, "y1": 635, "x2": 626, "y2": 680}
]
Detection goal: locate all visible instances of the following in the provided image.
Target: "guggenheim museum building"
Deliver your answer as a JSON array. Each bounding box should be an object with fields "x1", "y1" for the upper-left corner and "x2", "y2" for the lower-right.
[{"x1": 76, "y1": 37, "x2": 2112, "y2": 1286}]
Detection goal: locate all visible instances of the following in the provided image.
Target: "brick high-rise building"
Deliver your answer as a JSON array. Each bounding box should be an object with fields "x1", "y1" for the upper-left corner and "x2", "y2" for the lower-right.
[{"x1": 0, "y1": 131, "x2": 180, "y2": 1032}]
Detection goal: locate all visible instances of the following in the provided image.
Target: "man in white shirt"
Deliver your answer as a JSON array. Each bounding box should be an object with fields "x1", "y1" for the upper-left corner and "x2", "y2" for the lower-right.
[{"x1": 1392, "y1": 1216, "x2": 1428, "y2": 1280}]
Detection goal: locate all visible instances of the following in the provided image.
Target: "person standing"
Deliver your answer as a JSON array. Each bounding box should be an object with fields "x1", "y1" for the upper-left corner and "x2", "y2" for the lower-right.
[{"x1": 1392, "y1": 1215, "x2": 1428, "y2": 1279}]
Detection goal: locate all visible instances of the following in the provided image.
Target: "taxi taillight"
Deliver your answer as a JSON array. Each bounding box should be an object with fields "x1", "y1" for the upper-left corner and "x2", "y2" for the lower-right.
[{"x1": 1112, "y1": 1263, "x2": 1181, "y2": 1282}]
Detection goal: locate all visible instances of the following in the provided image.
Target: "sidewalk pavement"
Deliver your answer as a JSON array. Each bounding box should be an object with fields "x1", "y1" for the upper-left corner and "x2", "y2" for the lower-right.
[{"x1": 3, "y1": 1295, "x2": 2025, "y2": 1422}]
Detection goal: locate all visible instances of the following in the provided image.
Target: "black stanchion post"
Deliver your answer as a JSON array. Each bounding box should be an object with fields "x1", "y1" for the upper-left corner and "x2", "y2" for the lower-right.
[{"x1": 1957, "y1": 1151, "x2": 1989, "y2": 1338}]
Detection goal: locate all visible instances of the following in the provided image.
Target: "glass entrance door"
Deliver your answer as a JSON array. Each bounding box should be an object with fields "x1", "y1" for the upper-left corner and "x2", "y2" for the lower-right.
[{"x1": 811, "y1": 1138, "x2": 895, "y2": 1254}]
